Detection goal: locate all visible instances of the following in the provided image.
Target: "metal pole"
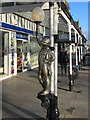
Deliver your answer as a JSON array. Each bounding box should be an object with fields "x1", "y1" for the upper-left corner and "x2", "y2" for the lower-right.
[
  {"x1": 49, "y1": 2, "x2": 54, "y2": 94},
  {"x1": 47, "y1": 3, "x2": 59, "y2": 120},
  {"x1": 75, "y1": 32, "x2": 78, "y2": 66},
  {"x1": 81, "y1": 37, "x2": 83, "y2": 65},
  {"x1": 68, "y1": 23, "x2": 73, "y2": 91},
  {"x1": 54, "y1": 2, "x2": 58, "y2": 97},
  {"x1": 79, "y1": 36, "x2": 81, "y2": 63},
  {"x1": 55, "y1": 43, "x2": 58, "y2": 96},
  {"x1": 68, "y1": 24, "x2": 72, "y2": 75},
  {"x1": 70, "y1": 45, "x2": 72, "y2": 75}
]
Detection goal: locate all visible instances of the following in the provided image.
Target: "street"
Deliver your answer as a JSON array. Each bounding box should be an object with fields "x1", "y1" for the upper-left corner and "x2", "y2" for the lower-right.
[{"x1": 1, "y1": 65, "x2": 89, "y2": 119}]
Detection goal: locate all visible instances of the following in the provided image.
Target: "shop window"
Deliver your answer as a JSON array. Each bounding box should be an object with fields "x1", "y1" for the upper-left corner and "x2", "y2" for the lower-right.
[
  {"x1": 21, "y1": 18, "x2": 25, "y2": 28},
  {"x1": 17, "y1": 40, "x2": 22, "y2": 72},
  {"x1": 27, "y1": 21, "x2": 29, "y2": 29},
  {"x1": 11, "y1": 14, "x2": 14, "y2": 25},
  {"x1": 30, "y1": 37, "x2": 41, "y2": 68},
  {"x1": 14, "y1": 15, "x2": 18, "y2": 26},
  {"x1": 6, "y1": 14, "x2": 7, "y2": 23},
  {"x1": 19, "y1": 17, "x2": 21, "y2": 27},
  {"x1": 23, "y1": 41, "x2": 28, "y2": 69},
  {"x1": 25, "y1": 19, "x2": 27, "y2": 29},
  {"x1": 29, "y1": 22, "x2": 32, "y2": 30},
  {"x1": 7, "y1": 13, "x2": 10, "y2": 24},
  {"x1": 2, "y1": 14, "x2": 6, "y2": 23}
]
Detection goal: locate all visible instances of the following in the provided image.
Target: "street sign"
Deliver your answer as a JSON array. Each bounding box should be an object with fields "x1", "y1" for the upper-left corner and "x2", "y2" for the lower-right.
[{"x1": 54, "y1": 35, "x2": 69, "y2": 43}]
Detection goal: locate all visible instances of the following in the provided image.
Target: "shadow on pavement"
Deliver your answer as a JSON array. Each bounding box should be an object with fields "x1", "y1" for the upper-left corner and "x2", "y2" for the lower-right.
[
  {"x1": 81, "y1": 67, "x2": 90, "y2": 71},
  {"x1": 58, "y1": 87, "x2": 69, "y2": 91},
  {"x1": 15, "y1": 76, "x2": 39, "y2": 84},
  {"x1": 2, "y1": 99, "x2": 44, "y2": 119}
]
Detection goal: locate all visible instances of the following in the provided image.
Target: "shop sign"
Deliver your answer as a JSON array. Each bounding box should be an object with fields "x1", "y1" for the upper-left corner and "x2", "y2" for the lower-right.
[
  {"x1": 0, "y1": 22, "x2": 2, "y2": 27},
  {"x1": 16, "y1": 32, "x2": 28, "y2": 40},
  {"x1": 54, "y1": 35, "x2": 69, "y2": 43}
]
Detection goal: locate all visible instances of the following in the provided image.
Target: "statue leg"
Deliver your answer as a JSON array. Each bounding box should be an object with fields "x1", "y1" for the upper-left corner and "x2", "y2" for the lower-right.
[
  {"x1": 41, "y1": 64, "x2": 50, "y2": 95},
  {"x1": 38, "y1": 65, "x2": 44, "y2": 89}
]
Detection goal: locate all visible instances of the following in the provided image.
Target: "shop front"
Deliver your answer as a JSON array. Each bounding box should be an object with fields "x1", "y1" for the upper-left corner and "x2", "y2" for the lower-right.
[{"x1": 0, "y1": 21, "x2": 43, "y2": 80}]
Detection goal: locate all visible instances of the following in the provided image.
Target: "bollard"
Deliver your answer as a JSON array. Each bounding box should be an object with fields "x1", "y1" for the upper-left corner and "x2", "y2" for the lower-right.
[
  {"x1": 47, "y1": 94, "x2": 60, "y2": 120},
  {"x1": 69, "y1": 75, "x2": 74, "y2": 91}
]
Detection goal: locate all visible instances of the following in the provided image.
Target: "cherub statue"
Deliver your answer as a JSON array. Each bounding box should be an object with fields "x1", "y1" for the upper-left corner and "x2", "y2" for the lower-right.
[{"x1": 37, "y1": 37, "x2": 55, "y2": 95}]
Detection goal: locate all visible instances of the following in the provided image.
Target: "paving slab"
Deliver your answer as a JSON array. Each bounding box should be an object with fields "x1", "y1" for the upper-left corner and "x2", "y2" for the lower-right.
[{"x1": 1, "y1": 66, "x2": 89, "y2": 119}]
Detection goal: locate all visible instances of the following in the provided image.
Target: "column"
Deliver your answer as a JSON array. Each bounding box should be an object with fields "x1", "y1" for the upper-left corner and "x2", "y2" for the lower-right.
[
  {"x1": 78, "y1": 36, "x2": 81, "y2": 64},
  {"x1": 68, "y1": 23, "x2": 72, "y2": 75},
  {"x1": 27, "y1": 35, "x2": 31, "y2": 70},
  {"x1": 75, "y1": 32, "x2": 78, "y2": 65},
  {"x1": 54, "y1": 3, "x2": 58, "y2": 96},
  {"x1": 0, "y1": 31, "x2": 2, "y2": 69},
  {"x1": 9, "y1": 31, "x2": 12, "y2": 76},
  {"x1": 4, "y1": 32, "x2": 9, "y2": 74},
  {"x1": 22, "y1": 41, "x2": 24, "y2": 72},
  {"x1": 14, "y1": 32, "x2": 17, "y2": 75},
  {"x1": 49, "y1": 2, "x2": 54, "y2": 94},
  {"x1": 81, "y1": 37, "x2": 83, "y2": 63},
  {"x1": 54, "y1": 43, "x2": 58, "y2": 96}
]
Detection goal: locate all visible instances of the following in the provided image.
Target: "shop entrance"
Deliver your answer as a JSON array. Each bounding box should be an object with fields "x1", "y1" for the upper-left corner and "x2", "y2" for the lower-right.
[
  {"x1": 17, "y1": 39, "x2": 28, "y2": 73},
  {"x1": 17, "y1": 40, "x2": 23, "y2": 72},
  {"x1": 23, "y1": 40, "x2": 28, "y2": 70},
  {"x1": 0, "y1": 31, "x2": 9, "y2": 78}
]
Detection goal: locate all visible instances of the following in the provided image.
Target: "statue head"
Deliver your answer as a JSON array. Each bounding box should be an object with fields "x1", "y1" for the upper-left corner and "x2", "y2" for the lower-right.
[{"x1": 42, "y1": 38, "x2": 50, "y2": 46}]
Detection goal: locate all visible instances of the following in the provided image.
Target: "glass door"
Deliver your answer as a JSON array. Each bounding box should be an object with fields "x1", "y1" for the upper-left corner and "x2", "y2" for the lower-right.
[
  {"x1": 23, "y1": 40, "x2": 28, "y2": 70},
  {"x1": 0, "y1": 31, "x2": 9, "y2": 78}
]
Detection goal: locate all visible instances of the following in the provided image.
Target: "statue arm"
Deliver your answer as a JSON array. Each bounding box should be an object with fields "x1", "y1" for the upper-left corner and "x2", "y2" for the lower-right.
[
  {"x1": 37, "y1": 36, "x2": 42, "y2": 46},
  {"x1": 50, "y1": 51, "x2": 55, "y2": 62}
]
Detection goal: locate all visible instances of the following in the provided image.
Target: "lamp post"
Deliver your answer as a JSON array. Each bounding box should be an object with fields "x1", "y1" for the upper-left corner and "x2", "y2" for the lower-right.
[
  {"x1": 32, "y1": 5, "x2": 59, "y2": 120},
  {"x1": 32, "y1": 7, "x2": 44, "y2": 39}
]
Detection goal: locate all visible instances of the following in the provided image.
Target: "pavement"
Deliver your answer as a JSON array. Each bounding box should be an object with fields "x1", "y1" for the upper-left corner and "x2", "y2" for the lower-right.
[{"x1": 1, "y1": 65, "x2": 89, "y2": 120}]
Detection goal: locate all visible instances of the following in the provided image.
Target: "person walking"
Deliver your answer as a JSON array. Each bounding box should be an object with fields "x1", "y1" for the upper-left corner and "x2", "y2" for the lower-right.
[
  {"x1": 58, "y1": 49, "x2": 64, "y2": 75},
  {"x1": 63, "y1": 50, "x2": 69, "y2": 74}
]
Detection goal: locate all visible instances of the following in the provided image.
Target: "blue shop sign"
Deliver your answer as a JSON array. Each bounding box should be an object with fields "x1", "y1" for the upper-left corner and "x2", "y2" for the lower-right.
[{"x1": 16, "y1": 32, "x2": 28, "y2": 40}]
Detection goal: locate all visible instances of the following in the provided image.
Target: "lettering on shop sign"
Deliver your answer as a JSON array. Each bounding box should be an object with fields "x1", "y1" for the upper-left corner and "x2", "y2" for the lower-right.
[
  {"x1": 16, "y1": 33, "x2": 28, "y2": 40},
  {"x1": 54, "y1": 35, "x2": 69, "y2": 43}
]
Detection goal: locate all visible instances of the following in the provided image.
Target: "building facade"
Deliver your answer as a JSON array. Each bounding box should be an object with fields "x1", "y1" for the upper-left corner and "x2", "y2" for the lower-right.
[
  {"x1": 0, "y1": 13, "x2": 44, "y2": 80},
  {"x1": 0, "y1": 2, "x2": 87, "y2": 80}
]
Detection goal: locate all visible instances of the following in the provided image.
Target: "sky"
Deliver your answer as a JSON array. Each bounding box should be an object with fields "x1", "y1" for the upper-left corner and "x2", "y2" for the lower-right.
[{"x1": 68, "y1": 2, "x2": 88, "y2": 42}]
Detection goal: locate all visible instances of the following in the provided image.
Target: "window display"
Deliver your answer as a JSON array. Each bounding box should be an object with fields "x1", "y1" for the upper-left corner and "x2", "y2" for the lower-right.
[
  {"x1": 23, "y1": 41, "x2": 28, "y2": 69},
  {"x1": 17, "y1": 40, "x2": 22, "y2": 72},
  {"x1": 10, "y1": 32, "x2": 15, "y2": 74},
  {"x1": 30, "y1": 37, "x2": 41, "y2": 68}
]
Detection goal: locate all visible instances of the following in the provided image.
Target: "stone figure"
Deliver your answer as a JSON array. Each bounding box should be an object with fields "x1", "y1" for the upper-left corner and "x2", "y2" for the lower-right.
[{"x1": 37, "y1": 37, "x2": 55, "y2": 95}]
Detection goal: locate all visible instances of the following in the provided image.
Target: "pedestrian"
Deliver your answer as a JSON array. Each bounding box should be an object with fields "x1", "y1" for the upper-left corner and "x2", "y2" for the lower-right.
[
  {"x1": 58, "y1": 49, "x2": 64, "y2": 75},
  {"x1": 83, "y1": 55, "x2": 85, "y2": 64},
  {"x1": 63, "y1": 50, "x2": 69, "y2": 74}
]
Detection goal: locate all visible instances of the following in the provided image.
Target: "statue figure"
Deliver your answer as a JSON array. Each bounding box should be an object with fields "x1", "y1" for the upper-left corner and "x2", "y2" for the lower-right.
[{"x1": 37, "y1": 37, "x2": 55, "y2": 95}]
